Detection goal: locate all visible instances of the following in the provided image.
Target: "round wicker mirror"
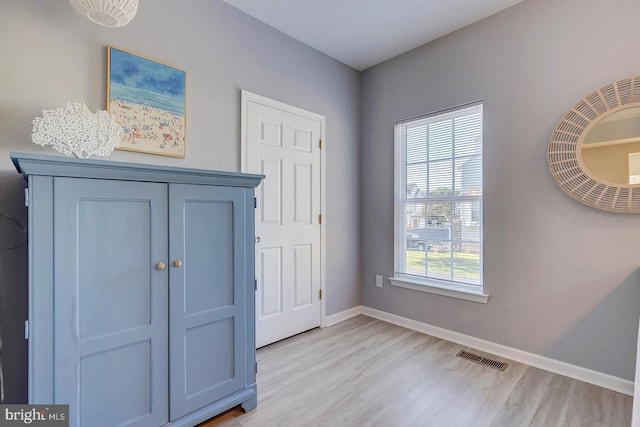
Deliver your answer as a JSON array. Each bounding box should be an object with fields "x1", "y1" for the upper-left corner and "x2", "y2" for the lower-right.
[{"x1": 548, "y1": 76, "x2": 640, "y2": 213}]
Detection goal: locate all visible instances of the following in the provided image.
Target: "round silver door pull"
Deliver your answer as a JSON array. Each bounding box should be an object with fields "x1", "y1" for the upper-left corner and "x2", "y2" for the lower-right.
[
  {"x1": 173, "y1": 259, "x2": 183, "y2": 268},
  {"x1": 155, "y1": 262, "x2": 166, "y2": 270}
]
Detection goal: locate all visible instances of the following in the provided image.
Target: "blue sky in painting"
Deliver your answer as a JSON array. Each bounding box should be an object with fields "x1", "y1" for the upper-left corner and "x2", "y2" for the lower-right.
[{"x1": 109, "y1": 47, "x2": 185, "y2": 100}]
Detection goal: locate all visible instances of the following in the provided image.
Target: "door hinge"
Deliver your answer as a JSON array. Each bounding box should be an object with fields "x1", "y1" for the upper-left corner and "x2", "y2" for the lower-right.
[
  {"x1": 254, "y1": 197, "x2": 257, "y2": 209},
  {"x1": 255, "y1": 279, "x2": 257, "y2": 291},
  {"x1": 24, "y1": 188, "x2": 29, "y2": 207},
  {"x1": 318, "y1": 214, "x2": 322, "y2": 224},
  {"x1": 255, "y1": 362, "x2": 258, "y2": 374},
  {"x1": 24, "y1": 320, "x2": 29, "y2": 340},
  {"x1": 319, "y1": 289, "x2": 323, "y2": 300},
  {"x1": 319, "y1": 139, "x2": 322, "y2": 149}
]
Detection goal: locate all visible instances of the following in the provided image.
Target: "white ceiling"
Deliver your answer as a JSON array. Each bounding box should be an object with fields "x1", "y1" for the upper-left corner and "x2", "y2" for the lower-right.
[{"x1": 222, "y1": 0, "x2": 526, "y2": 70}]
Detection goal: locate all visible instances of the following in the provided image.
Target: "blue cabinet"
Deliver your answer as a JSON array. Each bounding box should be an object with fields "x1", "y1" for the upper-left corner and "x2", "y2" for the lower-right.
[{"x1": 11, "y1": 153, "x2": 263, "y2": 427}]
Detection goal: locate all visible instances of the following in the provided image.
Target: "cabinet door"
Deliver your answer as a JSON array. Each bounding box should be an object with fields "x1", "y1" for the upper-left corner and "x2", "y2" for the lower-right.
[
  {"x1": 169, "y1": 184, "x2": 248, "y2": 420},
  {"x1": 53, "y1": 178, "x2": 169, "y2": 427}
]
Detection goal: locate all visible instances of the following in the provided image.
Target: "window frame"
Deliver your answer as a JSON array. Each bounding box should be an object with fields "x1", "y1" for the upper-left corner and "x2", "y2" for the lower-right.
[{"x1": 392, "y1": 101, "x2": 488, "y2": 303}]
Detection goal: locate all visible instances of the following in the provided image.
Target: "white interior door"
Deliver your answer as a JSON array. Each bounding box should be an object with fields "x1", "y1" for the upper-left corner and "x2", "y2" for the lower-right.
[{"x1": 242, "y1": 91, "x2": 324, "y2": 348}]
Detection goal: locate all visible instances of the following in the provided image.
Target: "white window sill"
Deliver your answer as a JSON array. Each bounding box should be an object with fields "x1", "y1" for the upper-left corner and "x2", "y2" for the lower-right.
[{"x1": 389, "y1": 276, "x2": 489, "y2": 304}]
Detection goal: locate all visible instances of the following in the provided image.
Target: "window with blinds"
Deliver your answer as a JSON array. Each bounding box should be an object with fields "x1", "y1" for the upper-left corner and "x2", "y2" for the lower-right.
[{"x1": 395, "y1": 103, "x2": 483, "y2": 292}]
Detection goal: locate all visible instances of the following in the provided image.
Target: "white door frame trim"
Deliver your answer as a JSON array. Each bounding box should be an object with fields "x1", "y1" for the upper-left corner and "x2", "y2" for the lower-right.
[{"x1": 240, "y1": 89, "x2": 327, "y2": 329}]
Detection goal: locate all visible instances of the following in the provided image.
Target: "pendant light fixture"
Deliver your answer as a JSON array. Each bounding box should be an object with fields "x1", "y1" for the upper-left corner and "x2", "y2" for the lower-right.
[{"x1": 69, "y1": 0, "x2": 139, "y2": 28}]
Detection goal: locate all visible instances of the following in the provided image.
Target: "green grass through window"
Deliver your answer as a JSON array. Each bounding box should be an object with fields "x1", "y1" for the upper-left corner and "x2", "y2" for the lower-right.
[{"x1": 406, "y1": 250, "x2": 480, "y2": 281}]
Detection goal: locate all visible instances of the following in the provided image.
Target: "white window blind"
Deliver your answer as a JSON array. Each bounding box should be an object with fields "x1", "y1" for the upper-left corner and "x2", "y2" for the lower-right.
[{"x1": 395, "y1": 103, "x2": 483, "y2": 292}]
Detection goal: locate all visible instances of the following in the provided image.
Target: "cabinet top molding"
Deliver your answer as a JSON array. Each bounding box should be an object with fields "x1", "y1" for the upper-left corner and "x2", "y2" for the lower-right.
[{"x1": 11, "y1": 152, "x2": 264, "y2": 188}]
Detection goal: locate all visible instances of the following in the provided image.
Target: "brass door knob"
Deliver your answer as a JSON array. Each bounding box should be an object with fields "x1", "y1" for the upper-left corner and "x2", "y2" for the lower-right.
[
  {"x1": 173, "y1": 259, "x2": 183, "y2": 268},
  {"x1": 155, "y1": 262, "x2": 166, "y2": 271}
]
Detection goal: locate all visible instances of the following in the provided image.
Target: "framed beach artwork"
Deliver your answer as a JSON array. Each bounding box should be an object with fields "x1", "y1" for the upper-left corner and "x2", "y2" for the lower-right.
[{"x1": 107, "y1": 46, "x2": 186, "y2": 157}]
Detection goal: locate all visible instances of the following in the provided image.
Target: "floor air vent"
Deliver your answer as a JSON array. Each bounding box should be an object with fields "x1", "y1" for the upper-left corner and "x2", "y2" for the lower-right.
[{"x1": 456, "y1": 350, "x2": 508, "y2": 371}]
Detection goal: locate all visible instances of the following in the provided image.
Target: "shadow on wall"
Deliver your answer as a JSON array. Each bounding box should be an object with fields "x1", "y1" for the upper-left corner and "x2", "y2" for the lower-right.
[
  {"x1": 547, "y1": 268, "x2": 640, "y2": 381},
  {"x1": 0, "y1": 172, "x2": 28, "y2": 403}
]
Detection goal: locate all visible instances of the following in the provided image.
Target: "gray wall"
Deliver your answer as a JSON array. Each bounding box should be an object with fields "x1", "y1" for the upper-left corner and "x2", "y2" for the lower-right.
[
  {"x1": 0, "y1": 0, "x2": 361, "y2": 402},
  {"x1": 361, "y1": 0, "x2": 640, "y2": 381}
]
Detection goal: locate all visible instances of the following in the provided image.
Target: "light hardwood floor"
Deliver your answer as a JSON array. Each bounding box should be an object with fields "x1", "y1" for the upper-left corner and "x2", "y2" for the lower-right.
[{"x1": 200, "y1": 315, "x2": 632, "y2": 427}]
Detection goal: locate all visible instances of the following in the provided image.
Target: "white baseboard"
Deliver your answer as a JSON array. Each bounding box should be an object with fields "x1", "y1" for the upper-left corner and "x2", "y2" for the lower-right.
[
  {"x1": 323, "y1": 305, "x2": 634, "y2": 396},
  {"x1": 325, "y1": 306, "x2": 363, "y2": 326}
]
